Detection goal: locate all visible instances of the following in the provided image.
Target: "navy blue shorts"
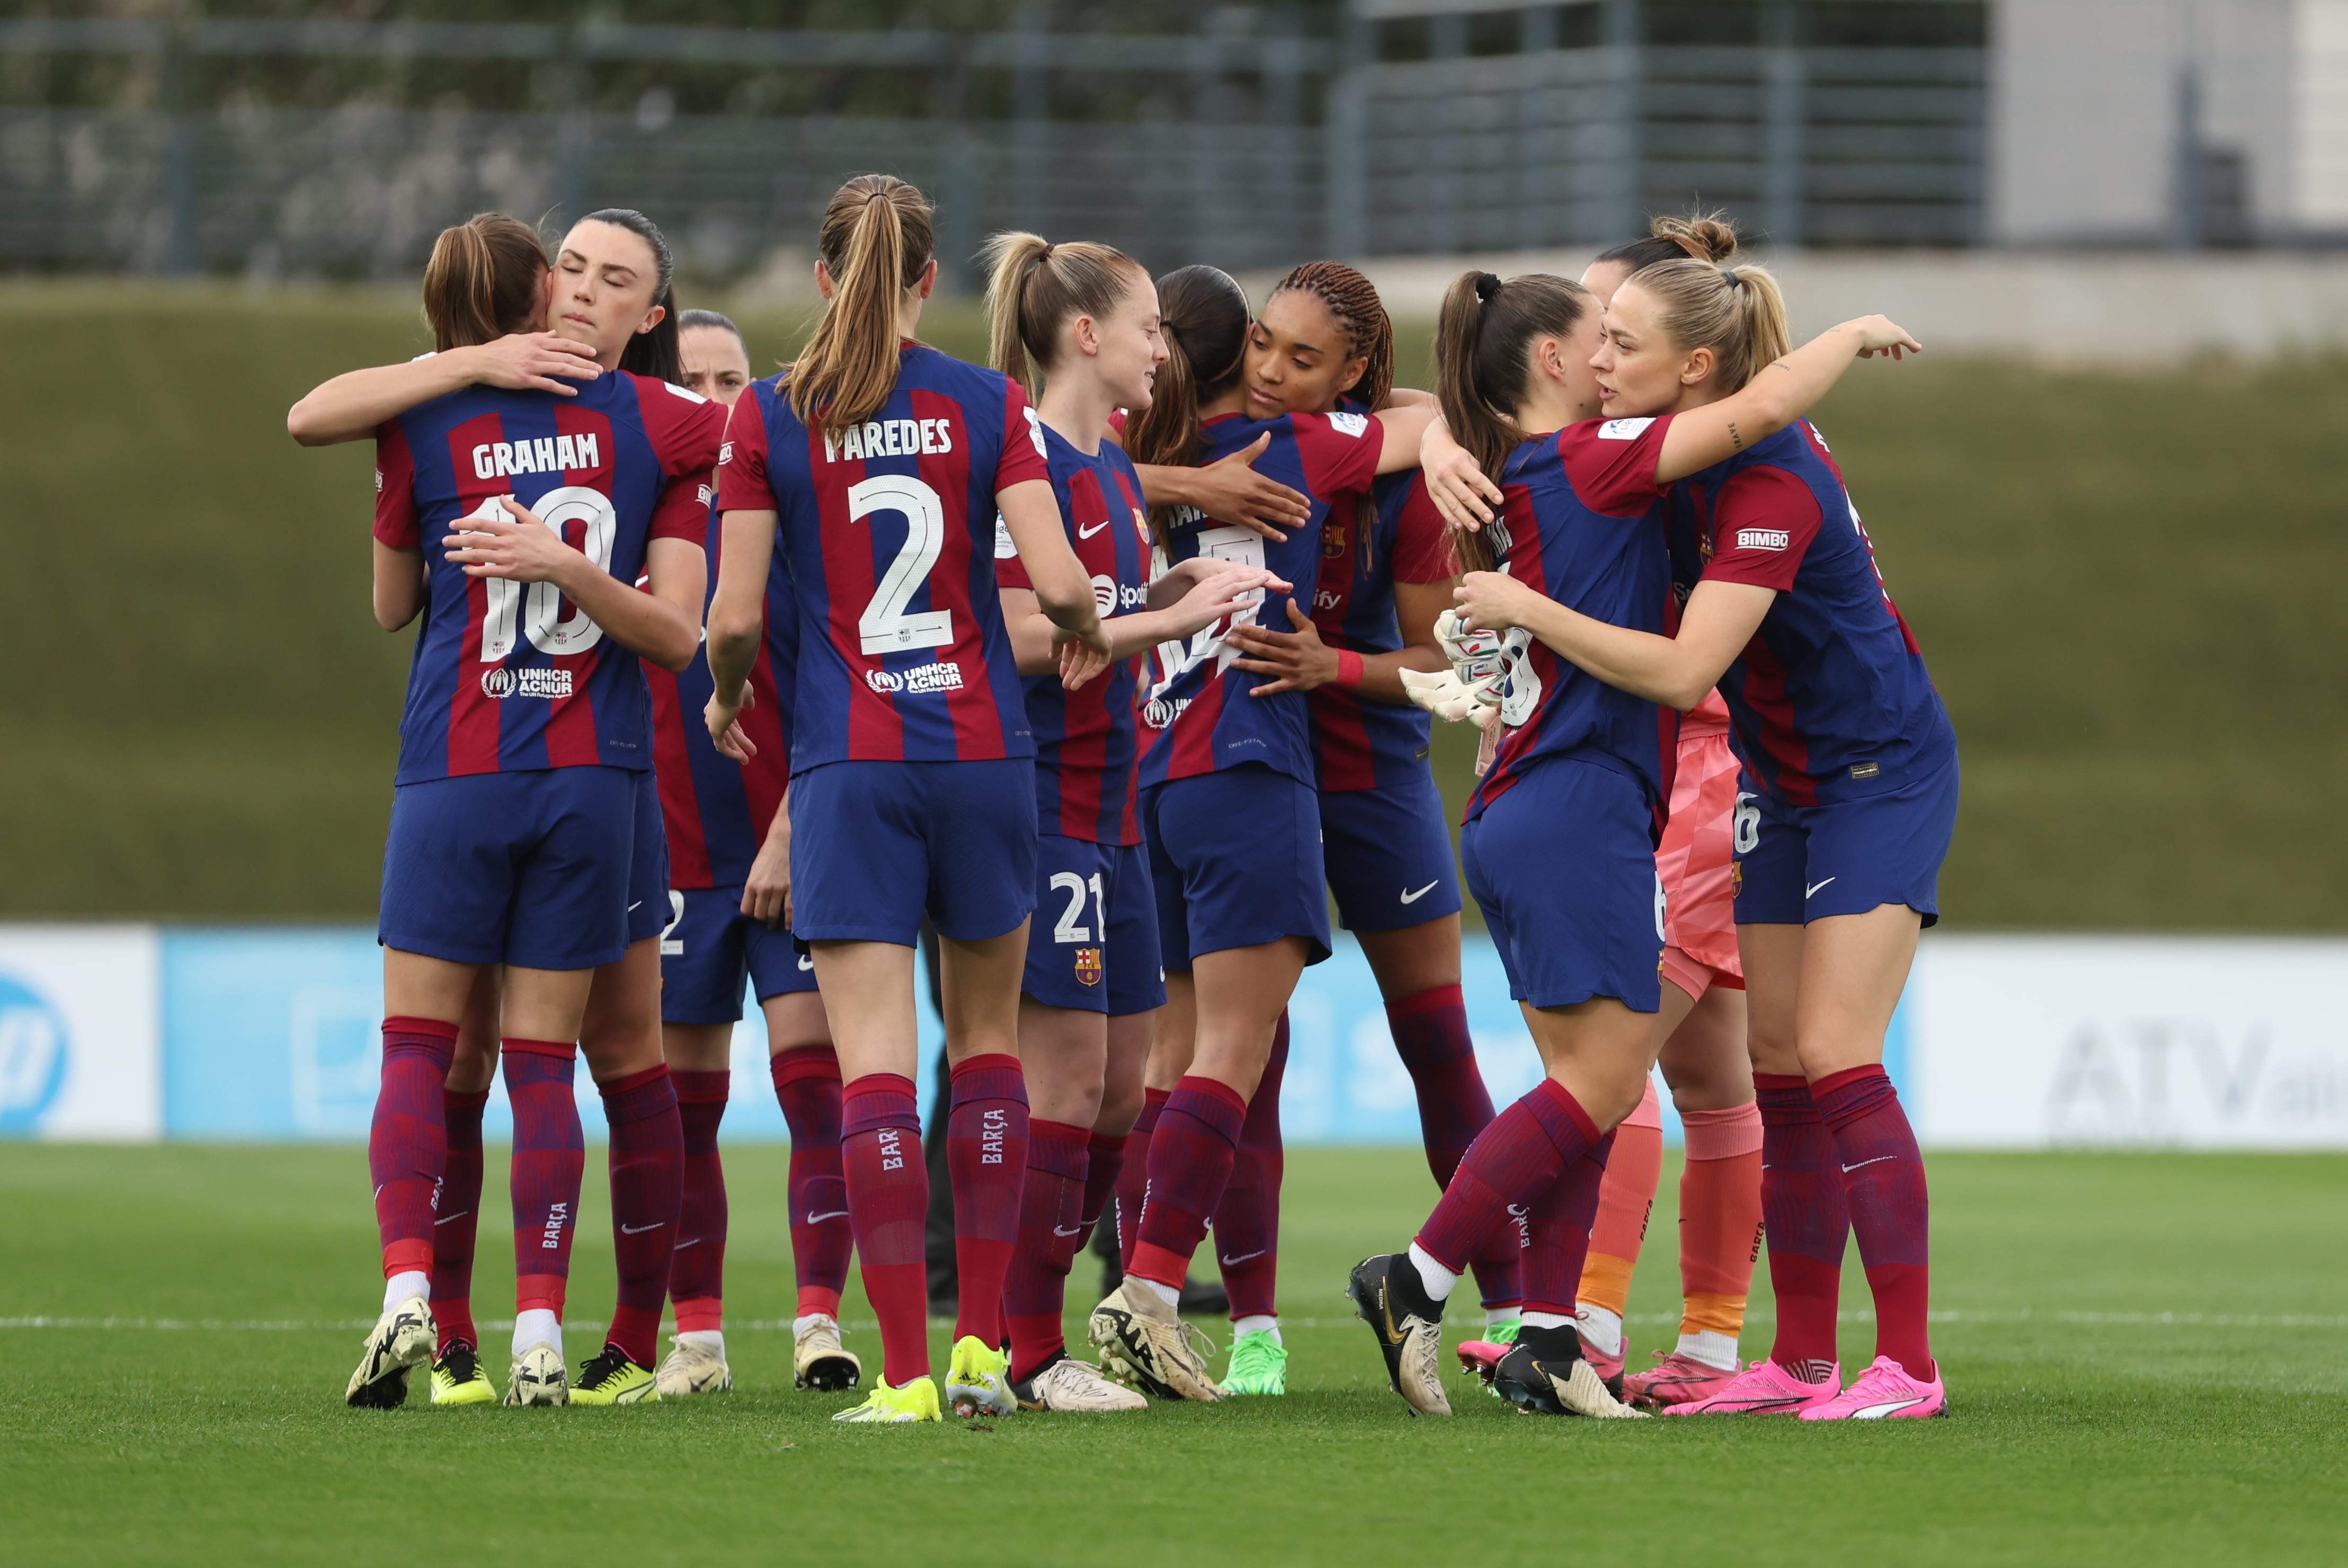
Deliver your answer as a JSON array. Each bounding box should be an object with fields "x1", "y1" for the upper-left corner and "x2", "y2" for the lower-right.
[
  {"x1": 625, "y1": 768, "x2": 669, "y2": 947},
  {"x1": 1460, "y1": 756, "x2": 1662, "y2": 1012},
  {"x1": 379, "y1": 766, "x2": 637, "y2": 972},
  {"x1": 1732, "y1": 756, "x2": 1959, "y2": 929},
  {"x1": 1023, "y1": 837, "x2": 1167, "y2": 1016},
  {"x1": 790, "y1": 758, "x2": 1038, "y2": 946},
  {"x1": 1320, "y1": 769, "x2": 1463, "y2": 933},
  {"x1": 1143, "y1": 764, "x2": 1330, "y2": 971},
  {"x1": 660, "y1": 884, "x2": 817, "y2": 1025}
]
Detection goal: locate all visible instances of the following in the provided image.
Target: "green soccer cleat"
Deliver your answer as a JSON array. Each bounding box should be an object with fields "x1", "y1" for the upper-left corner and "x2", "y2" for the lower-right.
[
  {"x1": 832, "y1": 1376, "x2": 943, "y2": 1423},
  {"x1": 428, "y1": 1341, "x2": 496, "y2": 1406},
  {"x1": 1484, "y1": 1317, "x2": 1523, "y2": 1346},
  {"x1": 570, "y1": 1344, "x2": 659, "y2": 1406},
  {"x1": 945, "y1": 1333, "x2": 1017, "y2": 1418},
  {"x1": 1219, "y1": 1329, "x2": 1288, "y2": 1396}
]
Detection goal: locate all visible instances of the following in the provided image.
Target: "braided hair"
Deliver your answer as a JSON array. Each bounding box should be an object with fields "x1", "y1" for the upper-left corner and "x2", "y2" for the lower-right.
[{"x1": 1265, "y1": 260, "x2": 1395, "y2": 413}]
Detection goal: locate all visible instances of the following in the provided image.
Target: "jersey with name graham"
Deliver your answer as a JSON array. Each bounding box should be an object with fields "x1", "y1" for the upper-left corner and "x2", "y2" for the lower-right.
[
  {"x1": 716, "y1": 346, "x2": 1051, "y2": 775},
  {"x1": 1666, "y1": 420, "x2": 1954, "y2": 807},
  {"x1": 995, "y1": 422, "x2": 1152, "y2": 845},
  {"x1": 1137, "y1": 409, "x2": 1386, "y2": 790},
  {"x1": 1469, "y1": 416, "x2": 1679, "y2": 828},
  {"x1": 1308, "y1": 468, "x2": 1453, "y2": 793},
  {"x1": 372, "y1": 371, "x2": 721, "y2": 785},
  {"x1": 644, "y1": 489, "x2": 796, "y2": 890}
]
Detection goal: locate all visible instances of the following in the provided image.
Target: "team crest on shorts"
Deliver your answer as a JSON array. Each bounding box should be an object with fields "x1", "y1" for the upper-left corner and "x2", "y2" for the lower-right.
[{"x1": 1073, "y1": 948, "x2": 1104, "y2": 987}]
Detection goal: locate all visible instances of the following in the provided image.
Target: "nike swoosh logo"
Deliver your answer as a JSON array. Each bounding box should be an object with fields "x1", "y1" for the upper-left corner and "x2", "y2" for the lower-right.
[
  {"x1": 1220, "y1": 1250, "x2": 1265, "y2": 1266},
  {"x1": 619, "y1": 1222, "x2": 664, "y2": 1234},
  {"x1": 797, "y1": 955, "x2": 814, "y2": 970},
  {"x1": 1842, "y1": 1155, "x2": 1897, "y2": 1173},
  {"x1": 433, "y1": 1210, "x2": 472, "y2": 1226},
  {"x1": 1054, "y1": 1225, "x2": 1084, "y2": 1237},
  {"x1": 672, "y1": 1237, "x2": 702, "y2": 1250},
  {"x1": 1400, "y1": 881, "x2": 1439, "y2": 904},
  {"x1": 628, "y1": 899, "x2": 644, "y2": 912},
  {"x1": 1804, "y1": 878, "x2": 1836, "y2": 899},
  {"x1": 1852, "y1": 1397, "x2": 1927, "y2": 1419},
  {"x1": 805, "y1": 1210, "x2": 849, "y2": 1224},
  {"x1": 1077, "y1": 519, "x2": 1110, "y2": 538}
]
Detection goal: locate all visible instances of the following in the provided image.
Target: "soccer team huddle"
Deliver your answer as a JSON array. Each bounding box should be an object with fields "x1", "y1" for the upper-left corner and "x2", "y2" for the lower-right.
[{"x1": 295, "y1": 167, "x2": 1956, "y2": 1424}]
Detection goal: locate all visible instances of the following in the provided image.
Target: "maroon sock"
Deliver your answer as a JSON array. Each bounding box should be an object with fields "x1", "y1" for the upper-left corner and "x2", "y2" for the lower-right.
[
  {"x1": 1215, "y1": 1015, "x2": 1286, "y2": 1321},
  {"x1": 1005, "y1": 1118, "x2": 1090, "y2": 1383},
  {"x1": 370, "y1": 1018, "x2": 456, "y2": 1282},
  {"x1": 1116, "y1": 1088, "x2": 1169, "y2": 1270},
  {"x1": 947, "y1": 1053, "x2": 1028, "y2": 1347},
  {"x1": 1385, "y1": 984, "x2": 1519, "y2": 1308},
  {"x1": 502, "y1": 1038, "x2": 584, "y2": 1317},
  {"x1": 1077, "y1": 1132, "x2": 1125, "y2": 1254},
  {"x1": 600, "y1": 1064, "x2": 682, "y2": 1369},
  {"x1": 1131, "y1": 1076, "x2": 1248, "y2": 1289},
  {"x1": 1756, "y1": 1072, "x2": 1849, "y2": 1382},
  {"x1": 842, "y1": 1073, "x2": 929, "y2": 1386},
  {"x1": 669, "y1": 1069, "x2": 729, "y2": 1334},
  {"x1": 771, "y1": 1046, "x2": 849, "y2": 1318},
  {"x1": 1812, "y1": 1064, "x2": 1933, "y2": 1380},
  {"x1": 432, "y1": 1086, "x2": 488, "y2": 1352},
  {"x1": 1519, "y1": 1136, "x2": 1612, "y2": 1317},
  {"x1": 1415, "y1": 1079, "x2": 1600, "y2": 1275}
]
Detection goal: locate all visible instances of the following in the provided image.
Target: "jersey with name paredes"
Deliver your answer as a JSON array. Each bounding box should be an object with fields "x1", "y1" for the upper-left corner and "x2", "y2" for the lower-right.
[
  {"x1": 1469, "y1": 416, "x2": 1679, "y2": 828},
  {"x1": 643, "y1": 488, "x2": 796, "y2": 890},
  {"x1": 1666, "y1": 420, "x2": 1953, "y2": 807},
  {"x1": 373, "y1": 371, "x2": 722, "y2": 783},
  {"x1": 995, "y1": 424, "x2": 1152, "y2": 845},
  {"x1": 716, "y1": 348, "x2": 1051, "y2": 774},
  {"x1": 1137, "y1": 409, "x2": 1386, "y2": 788},
  {"x1": 1307, "y1": 469, "x2": 1453, "y2": 792}
]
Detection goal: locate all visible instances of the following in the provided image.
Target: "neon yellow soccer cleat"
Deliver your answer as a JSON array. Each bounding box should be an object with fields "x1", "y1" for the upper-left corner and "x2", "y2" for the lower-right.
[
  {"x1": 832, "y1": 1376, "x2": 943, "y2": 1423},
  {"x1": 945, "y1": 1333, "x2": 1017, "y2": 1418},
  {"x1": 428, "y1": 1341, "x2": 496, "y2": 1406},
  {"x1": 569, "y1": 1345, "x2": 659, "y2": 1406}
]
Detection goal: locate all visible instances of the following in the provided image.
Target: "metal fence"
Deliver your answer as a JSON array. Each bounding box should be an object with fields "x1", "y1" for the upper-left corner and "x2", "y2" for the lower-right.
[{"x1": 0, "y1": 10, "x2": 1986, "y2": 283}]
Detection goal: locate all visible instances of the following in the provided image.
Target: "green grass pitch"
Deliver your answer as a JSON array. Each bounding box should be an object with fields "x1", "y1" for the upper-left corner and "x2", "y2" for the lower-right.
[{"x1": 2, "y1": 1145, "x2": 2341, "y2": 1565}]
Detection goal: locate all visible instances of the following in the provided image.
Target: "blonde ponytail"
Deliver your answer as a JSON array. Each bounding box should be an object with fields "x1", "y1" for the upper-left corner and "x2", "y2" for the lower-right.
[{"x1": 788, "y1": 174, "x2": 935, "y2": 436}]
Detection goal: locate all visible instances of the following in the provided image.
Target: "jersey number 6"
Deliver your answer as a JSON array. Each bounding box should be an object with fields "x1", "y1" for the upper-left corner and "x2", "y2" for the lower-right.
[{"x1": 849, "y1": 474, "x2": 954, "y2": 656}]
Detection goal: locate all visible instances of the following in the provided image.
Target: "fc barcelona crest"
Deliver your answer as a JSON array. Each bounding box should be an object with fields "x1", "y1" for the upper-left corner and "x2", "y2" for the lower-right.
[{"x1": 1073, "y1": 948, "x2": 1104, "y2": 987}]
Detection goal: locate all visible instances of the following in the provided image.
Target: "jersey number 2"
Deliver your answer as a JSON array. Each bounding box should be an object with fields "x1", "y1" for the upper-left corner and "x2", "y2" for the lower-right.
[{"x1": 849, "y1": 474, "x2": 954, "y2": 655}]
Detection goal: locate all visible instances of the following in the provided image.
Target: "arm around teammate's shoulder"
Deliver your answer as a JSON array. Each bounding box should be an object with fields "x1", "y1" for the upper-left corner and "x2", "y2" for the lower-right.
[
  {"x1": 1454, "y1": 572, "x2": 1774, "y2": 713},
  {"x1": 286, "y1": 335, "x2": 603, "y2": 446},
  {"x1": 1655, "y1": 317, "x2": 1920, "y2": 485}
]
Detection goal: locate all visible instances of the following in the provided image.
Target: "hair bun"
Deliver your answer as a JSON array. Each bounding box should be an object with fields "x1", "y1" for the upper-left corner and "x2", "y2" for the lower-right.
[
  {"x1": 1649, "y1": 211, "x2": 1740, "y2": 264},
  {"x1": 1474, "y1": 272, "x2": 1504, "y2": 302}
]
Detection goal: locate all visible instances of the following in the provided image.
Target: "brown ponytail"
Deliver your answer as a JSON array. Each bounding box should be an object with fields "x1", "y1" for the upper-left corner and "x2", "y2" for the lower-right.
[
  {"x1": 1265, "y1": 260, "x2": 1395, "y2": 413},
  {"x1": 788, "y1": 174, "x2": 936, "y2": 436},
  {"x1": 1432, "y1": 269, "x2": 1594, "y2": 573},
  {"x1": 1620, "y1": 212, "x2": 1792, "y2": 393},
  {"x1": 421, "y1": 213, "x2": 546, "y2": 352},
  {"x1": 980, "y1": 230, "x2": 1148, "y2": 396}
]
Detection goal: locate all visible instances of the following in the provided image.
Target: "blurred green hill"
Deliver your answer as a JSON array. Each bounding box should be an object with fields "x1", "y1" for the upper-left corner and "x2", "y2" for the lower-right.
[{"x1": 3, "y1": 283, "x2": 2341, "y2": 929}]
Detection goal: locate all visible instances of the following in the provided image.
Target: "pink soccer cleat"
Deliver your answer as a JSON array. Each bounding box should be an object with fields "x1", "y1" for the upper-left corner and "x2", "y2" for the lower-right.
[
  {"x1": 1662, "y1": 1357, "x2": 1840, "y2": 1416},
  {"x1": 1576, "y1": 1331, "x2": 1624, "y2": 1394},
  {"x1": 1798, "y1": 1355, "x2": 1946, "y2": 1420},
  {"x1": 1454, "y1": 1340, "x2": 1507, "y2": 1385},
  {"x1": 1623, "y1": 1350, "x2": 1744, "y2": 1410}
]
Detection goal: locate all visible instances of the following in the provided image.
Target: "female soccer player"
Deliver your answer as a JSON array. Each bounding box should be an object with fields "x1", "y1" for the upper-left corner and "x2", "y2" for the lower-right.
[
  {"x1": 1207, "y1": 263, "x2": 1523, "y2": 1394},
  {"x1": 1086, "y1": 264, "x2": 1437, "y2": 1404},
  {"x1": 346, "y1": 209, "x2": 721, "y2": 1410},
  {"x1": 644, "y1": 309, "x2": 862, "y2": 1400},
  {"x1": 705, "y1": 174, "x2": 1111, "y2": 1425},
  {"x1": 980, "y1": 232, "x2": 1285, "y2": 1414},
  {"x1": 1351, "y1": 268, "x2": 1920, "y2": 1419}
]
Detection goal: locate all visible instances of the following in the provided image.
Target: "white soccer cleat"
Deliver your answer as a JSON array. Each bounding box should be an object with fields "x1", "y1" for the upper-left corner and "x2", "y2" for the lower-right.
[
  {"x1": 503, "y1": 1341, "x2": 569, "y2": 1406},
  {"x1": 344, "y1": 1293, "x2": 437, "y2": 1409},
  {"x1": 793, "y1": 1314, "x2": 862, "y2": 1392},
  {"x1": 1015, "y1": 1353, "x2": 1150, "y2": 1412},
  {"x1": 1088, "y1": 1282, "x2": 1223, "y2": 1403},
  {"x1": 654, "y1": 1335, "x2": 733, "y2": 1397}
]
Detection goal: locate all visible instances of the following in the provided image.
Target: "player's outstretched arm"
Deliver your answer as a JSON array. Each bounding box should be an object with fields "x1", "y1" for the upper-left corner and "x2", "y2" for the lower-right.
[
  {"x1": 999, "y1": 478, "x2": 1112, "y2": 687},
  {"x1": 1131, "y1": 434, "x2": 1312, "y2": 542},
  {"x1": 1653, "y1": 316, "x2": 1920, "y2": 484},
  {"x1": 704, "y1": 507, "x2": 776, "y2": 759},
  {"x1": 1001, "y1": 562, "x2": 1285, "y2": 678},
  {"x1": 286, "y1": 334, "x2": 603, "y2": 446},
  {"x1": 1454, "y1": 572, "x2": 1775, "y2": 713}
]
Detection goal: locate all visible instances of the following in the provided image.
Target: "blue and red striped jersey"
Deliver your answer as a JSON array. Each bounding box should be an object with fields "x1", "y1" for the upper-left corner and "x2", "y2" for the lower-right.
[
  {"x1": 1468, "y1": 416, "x2": 1679, "y2": 827},
  {"x1": 995, "y1": 424, "x2": 1152, "y2": 845},
  {"x1": 716, "y1": 347, "x2": 1050, "y2": 774},
  {"x1": 1136, "y1": 410, "x2": 1386, "y2": 789},
  {"x1": 1306, "y1": 469, "x2": 1455, "y2": 793},
  {"x1": 1666, "y1": 420, "x2": 1953, "y2": 807},
  {"x1": 372, "y1": 370, "x2": 722, "y2": 785},
  {"x1": 644, "y1": 490, "x2": 796, "y2": 890}
]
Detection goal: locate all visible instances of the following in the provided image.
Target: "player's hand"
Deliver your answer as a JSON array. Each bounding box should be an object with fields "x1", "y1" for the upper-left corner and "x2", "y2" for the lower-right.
[
  {"x1": 1057, "y1": 631, "x2": 1112, "y2": 692},
  {"x1": 1228, "y1": 598, "x2": 1340, "y2": 696},
  {"x1": 741, "y1": 819, "x2": 791, "y2": 928},
  {"x1": 1842, "y1": 315, "x2": 1923, "y2": 360},
  {"x1": 457, "y1": 332, "x2": 603, "y2": 396},
  {"x1": 1421, "y1": 420, "x2": 1503, "y2": 532},
  {"x1": 1453, "y1": 571, "x2": 1544, "y2": 635},
  {"x1": 1160, "y1": 564, "x2": 1284, "y2": 639},
  {"x1": 444, "y1": 496, "x2": 573, "y2": 584},
  {"x1": 705, "y1": 683, "x2": 755, "y2": 762},
  {"x1": 1187, "y1": 433, "x2": 1311, "y2": 541}
]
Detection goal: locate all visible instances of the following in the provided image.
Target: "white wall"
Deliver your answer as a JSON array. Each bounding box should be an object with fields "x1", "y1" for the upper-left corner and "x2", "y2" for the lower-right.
[{"x1": 2297, "y1": 0, "x2": 2348, "y2": 225}]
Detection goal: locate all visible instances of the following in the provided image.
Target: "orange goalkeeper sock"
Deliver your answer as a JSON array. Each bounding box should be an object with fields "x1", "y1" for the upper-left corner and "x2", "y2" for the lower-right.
[
  {"x1": 1676, "y1": 1101, "x2": 1764, "y2": 1370},
  {"x1": 1576, "y1": 1081, "x2": 1663, "y2": 1355}
]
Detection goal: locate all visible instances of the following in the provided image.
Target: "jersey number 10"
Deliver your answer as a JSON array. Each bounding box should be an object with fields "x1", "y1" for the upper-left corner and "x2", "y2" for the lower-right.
[{"x1": 473, "y1": 487, "x2": 617, "y2": 663}]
